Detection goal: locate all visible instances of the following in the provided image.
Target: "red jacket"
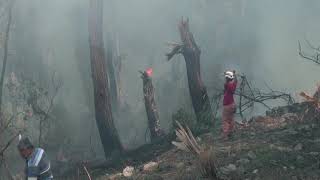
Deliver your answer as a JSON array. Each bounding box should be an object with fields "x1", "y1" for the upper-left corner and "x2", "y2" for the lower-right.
[{"x1": 223, "y1": 81, "x2": 237, "y2": 106}]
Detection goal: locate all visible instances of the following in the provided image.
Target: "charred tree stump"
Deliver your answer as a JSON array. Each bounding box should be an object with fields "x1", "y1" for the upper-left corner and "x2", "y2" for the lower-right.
[
  {"x1": 88, "y1": 0, "x2": 122, "y2": 158},
  {"x1": 140, "y1": 69, "x2": 162, "y2": 141},
  {"x1": 167, "y1": 19, "x2": 214, "y2": 124}
]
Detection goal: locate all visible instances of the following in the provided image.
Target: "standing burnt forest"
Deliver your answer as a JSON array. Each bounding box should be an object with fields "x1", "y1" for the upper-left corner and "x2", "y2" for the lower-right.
[{"x1": 0, "y1": 0, "x2": 320, "y2": 180}]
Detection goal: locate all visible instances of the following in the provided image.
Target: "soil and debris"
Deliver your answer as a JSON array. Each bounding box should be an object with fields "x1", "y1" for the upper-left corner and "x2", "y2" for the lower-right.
[{"x1": 65, "y1": 102, "x2": 320, "y2": 180}]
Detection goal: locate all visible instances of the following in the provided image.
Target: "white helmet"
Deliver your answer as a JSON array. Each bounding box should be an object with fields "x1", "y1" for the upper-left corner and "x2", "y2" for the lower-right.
[{"x1": 224, "y1": 71, "x2": 234, "y2": 79}]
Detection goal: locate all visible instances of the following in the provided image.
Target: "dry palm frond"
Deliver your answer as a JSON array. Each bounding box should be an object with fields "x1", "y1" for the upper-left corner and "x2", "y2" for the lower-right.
[
  {"x1": 172, "y1": 121, "x2": 201, "y2": 155},
  {"x1": 172, "y1": 121, "x2": 219, "y2": 180}
]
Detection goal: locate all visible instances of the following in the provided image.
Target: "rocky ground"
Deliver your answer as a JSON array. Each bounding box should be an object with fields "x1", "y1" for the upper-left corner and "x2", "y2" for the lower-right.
[{"x1": 64, "y1": 103, "x2": 320, "y2": 180}]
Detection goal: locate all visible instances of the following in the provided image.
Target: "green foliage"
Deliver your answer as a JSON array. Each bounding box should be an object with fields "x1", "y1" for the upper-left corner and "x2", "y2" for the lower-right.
[
  {"x1": 172, "y1": 108, "x2": 197, "y2": 131},
  {"x1": 171, "y1": 108, "x2": 217, "y2": 135}
]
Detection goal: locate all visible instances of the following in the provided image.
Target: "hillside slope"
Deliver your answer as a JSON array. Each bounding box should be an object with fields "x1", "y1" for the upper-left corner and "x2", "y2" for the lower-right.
[{"x1": 95, "y1": 103, "x2": 320, "y2": 180}]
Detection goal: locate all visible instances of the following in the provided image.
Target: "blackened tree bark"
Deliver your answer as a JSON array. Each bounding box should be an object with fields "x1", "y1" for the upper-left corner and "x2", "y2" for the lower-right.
[
  {"x1": 167, "y1": 19, "x2": 214, "y2": 124},
  {"x1": 140, "y1": 70, "x2": 162, "y2": 141},
  {"x1": 88, "y1": 0, "x2": 122, "y2": 157}
]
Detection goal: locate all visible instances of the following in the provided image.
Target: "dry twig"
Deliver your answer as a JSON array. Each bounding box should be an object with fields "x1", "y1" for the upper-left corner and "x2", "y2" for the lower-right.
[
  {"x1": 299, "y1": 40, "x2": 320, "y2": 65},
  {"x1": 0, "y1": 133, "x2": 19, "y2": 156},
  {"x1": 211, "y1": 75, "x2": 294, "y2": 119},
  {"x1": 82, "y1": 164, "x2": 92, "y2": 180}
]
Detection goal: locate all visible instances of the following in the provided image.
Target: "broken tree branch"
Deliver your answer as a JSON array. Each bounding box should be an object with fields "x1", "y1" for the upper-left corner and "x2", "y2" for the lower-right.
[
  {"x1": 166, "y1": 18, "x2": 213, "y2": 124},
  {"x1": 211, "y1": 75, "x2": 294, "y2": 119},
  {"x1": 298, "y1": 40, "x2": 320, "y2": 65},
  {"x1": 166, "y1": 43, "x2": 183, "y2": 61}
]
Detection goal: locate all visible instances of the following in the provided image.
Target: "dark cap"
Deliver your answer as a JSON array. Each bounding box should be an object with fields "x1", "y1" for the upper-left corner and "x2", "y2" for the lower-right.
[{"x1": 17, "y1": 137, "x2": 34, "y2": 150}]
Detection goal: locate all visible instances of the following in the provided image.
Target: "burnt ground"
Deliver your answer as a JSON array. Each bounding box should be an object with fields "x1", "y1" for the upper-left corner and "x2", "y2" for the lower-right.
[{"x1": 59, "y1": 104, "x2": 320, "y2": 180}]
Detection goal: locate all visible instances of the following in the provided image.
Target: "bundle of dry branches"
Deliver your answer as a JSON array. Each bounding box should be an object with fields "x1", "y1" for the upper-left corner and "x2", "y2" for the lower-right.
[
  {"x1": 237, "y1": 75, "x2": 294, "y2": 117},
  {"x1": 172, "y1": 121, "x2": 219, "y2": 179},
  {"x1": 172, "y1": 121, "x2": 201, "y2": 155}
]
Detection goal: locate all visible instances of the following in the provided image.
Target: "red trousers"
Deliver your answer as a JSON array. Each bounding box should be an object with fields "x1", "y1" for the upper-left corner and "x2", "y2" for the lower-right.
[{"x1": 222, "y1": 103, "x2": 236, "y2": 137}]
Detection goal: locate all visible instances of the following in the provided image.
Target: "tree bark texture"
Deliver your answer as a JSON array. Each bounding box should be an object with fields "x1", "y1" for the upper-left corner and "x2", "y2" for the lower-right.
[
  {"x1": 88, "y1": 0, "x2": 122, "y2": 157},
  {"x1": 140, "y1": 71, "x2": 162, "y2": 141},
  {"x1": 106, "y1": 36, "x2": 119, "y2": 113}
]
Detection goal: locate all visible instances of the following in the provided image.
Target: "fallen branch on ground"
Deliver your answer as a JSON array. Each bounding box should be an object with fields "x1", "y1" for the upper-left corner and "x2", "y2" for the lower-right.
[{"x1": 82, "y1": 164, "x2": 92, "y2": 180}]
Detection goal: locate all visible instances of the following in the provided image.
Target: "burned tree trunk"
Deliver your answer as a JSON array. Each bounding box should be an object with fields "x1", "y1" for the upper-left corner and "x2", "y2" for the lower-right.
[
  {"x1": 114, "y1": 35, "x2": 124, "y2": 110},
  {"x1": 88, "y1": 0, "x2": 122, "y2": 157},
  {"x1": 106, "y1": 36, "x2": 119, "y2": 113},
  {"x1": 140, "y1": 69, "x2": 162, "y2": 141},
  {"x1": 167, "y1": 19, "x2": 214, "y2": 124}
]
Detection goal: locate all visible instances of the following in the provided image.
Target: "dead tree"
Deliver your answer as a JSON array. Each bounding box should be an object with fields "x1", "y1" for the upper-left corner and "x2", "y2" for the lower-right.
[
  {"x1": 3, "y1": 71, "x2": 62, "y2": 146},
  {"x1": 167, "y1": 19, "x2": 214, "y2": 124},
  {"x1": 0, "y1": 0, "x2": 14, "y2": 113},
  {"x1": 88, "y1": 0, "x2": 122, "y2": 157},
  {"x1": 140, "y1": 69, "x2": 163, "y2": 141},
  {"x1": 30, "y1": 73, "x2": 62, "y2": 146}
]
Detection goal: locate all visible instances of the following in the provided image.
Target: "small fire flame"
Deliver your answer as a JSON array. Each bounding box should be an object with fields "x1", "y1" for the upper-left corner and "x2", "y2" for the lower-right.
[{"x1": 146, "y1": 68, "x2": 153, "y2": 77}]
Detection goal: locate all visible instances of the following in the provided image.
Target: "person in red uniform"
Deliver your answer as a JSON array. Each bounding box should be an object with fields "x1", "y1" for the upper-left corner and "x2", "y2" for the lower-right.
[{"x1": 222, "y1": 70, "x2": 237, "y2": 140}]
